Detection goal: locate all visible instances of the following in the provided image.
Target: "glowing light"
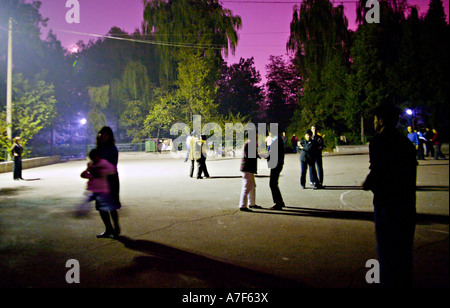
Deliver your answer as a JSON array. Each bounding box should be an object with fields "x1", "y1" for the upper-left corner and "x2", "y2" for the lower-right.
[
  {"x1": 406, "y1": 109, "x2": 413, "y2": 116},
  {"x1": 80, "y1": 118, "x2": 87, "y2": 125},
  {"x1": 68, "y1": 44, "x2": 79, "y2": 54}
]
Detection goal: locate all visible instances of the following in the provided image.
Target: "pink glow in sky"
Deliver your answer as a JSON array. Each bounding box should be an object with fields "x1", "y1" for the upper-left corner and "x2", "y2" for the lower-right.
[{"x1": 38, "y1": 0, "x2": 449, "y2": 84}]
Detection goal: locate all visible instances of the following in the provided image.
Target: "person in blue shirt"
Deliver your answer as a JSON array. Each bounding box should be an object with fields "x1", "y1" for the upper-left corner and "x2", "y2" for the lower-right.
[{"x1": 407, "y1": 126, "x2": 419, "y2": 149}]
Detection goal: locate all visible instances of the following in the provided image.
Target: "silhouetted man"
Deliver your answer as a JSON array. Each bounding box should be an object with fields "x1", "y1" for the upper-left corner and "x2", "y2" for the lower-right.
[
  {"x1": 268, "y1": 134, "x2": 285, "y2": 210},
  {"x1": 363, "y1": 103, "x2": 417, "y2": 287}
]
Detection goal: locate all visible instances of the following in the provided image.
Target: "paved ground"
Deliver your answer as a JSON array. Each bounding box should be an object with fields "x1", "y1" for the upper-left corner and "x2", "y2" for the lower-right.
[{"x1": 0, "y1": 152, "x2": 448, "y2": 289}]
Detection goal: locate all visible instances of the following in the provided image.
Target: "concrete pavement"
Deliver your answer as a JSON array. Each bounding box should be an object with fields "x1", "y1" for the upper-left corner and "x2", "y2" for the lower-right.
[{"x1": 0, "y1": 152, "x2": 448, "y2": 288}]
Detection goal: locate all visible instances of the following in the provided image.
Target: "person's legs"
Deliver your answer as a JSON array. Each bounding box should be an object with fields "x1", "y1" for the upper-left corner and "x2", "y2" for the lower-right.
[
  {"x1": 240, "y1": 172, "x2": 255, "y2": 209},
  {"x1": 374, "y1": 204, "x2": 415, "y2": 287},
  {"x1": 190, "y1": 160, "x2": 195, "y2": 177},
  {"x1": 97, "y1": 210, "x2": 114, "y2": 238},
  {"x1": 300, "y1": 161, "x2": 308, "y2": 188},
  {"x1": 270, "y1": 167, "x2": 284, "y2": 207},
  {"x1": 110, "y1": 210, "x2": 120, "y2": 237},
  {"x1": 316, "y1": 156, "x2": 324, "y2": 186}
]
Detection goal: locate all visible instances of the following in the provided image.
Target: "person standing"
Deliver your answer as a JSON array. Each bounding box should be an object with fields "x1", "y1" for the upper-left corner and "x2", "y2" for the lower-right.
[
  {"x1": 184, "y1": 132, "x2": 192, "y2": 162},
  {"x1": 188, "y1": 131, "x2": 201, "y2": 178},
  {"x1": 407, "y1": 126, "x2": 419, "y2": 152},
  {"x1": 311, "y1": 125, "x2": 324, "y2": 188},
  {"x1": 299, "y1": 130, "x2": 319, "y2": 189},
  {"x1": 11, "y1": 136, "x2": 24, "y2": 180},
  {"x1": 95, "y1": 126, "x2": 121, "y2": 239},
  {"x1": 291, "y1": 134, "x2": 299, "y2": 153},
  {"x1": 363, "y1": 103, "x2": 417, "y2": 287},
  {"x1": 416, "y1": 129, "x2": 426, "y2": 160},
  {"x1": 239, "y1": 131, "x2": 259, "y2": 212},
  {"x1": 281, "y1": 132, "x2": 288, "y2": 152},
  {"x1": 268, "y1": 134, "x2": 285, "y2": 210},
  {"x1": 424, "y1": 127, "x2": 434, "y2": 157},
  {"x1": 431, "y1": 128, "x2": 446, "y2": 160},
  {"x1": 265, "y1": 133, "x2": 272, "y2": 151},
  {"x1": 196, "y1": 135, "x2": 210, "y2": 179}
]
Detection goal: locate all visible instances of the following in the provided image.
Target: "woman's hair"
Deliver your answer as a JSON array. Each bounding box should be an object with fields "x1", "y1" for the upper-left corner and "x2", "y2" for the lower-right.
[{"x1": 96, "y1": 126, "x2": 116, "y2": 146}]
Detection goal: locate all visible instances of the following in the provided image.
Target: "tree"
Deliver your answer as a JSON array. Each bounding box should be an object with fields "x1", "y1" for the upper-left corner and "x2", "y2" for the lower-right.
[
  {"x1": 286, "y1": 0, "x2": 351, "y2": 139},
  {"x1": 87, "y1": 85, "x2": 109, "y2": 136},
  {"x1": 421, "y1": 0, "x2": 449, "y2": 130},
  {"x1": 216, "y1": 58, "x2": 264, "y2": 122},
  {"x1": 265, "y1": 55, "x2": 301, "y2": 130},
  {"x1": 142, "y1": 0, "x2": 242, "y2": 85},
  {"x1": 0, "y1": 73, "x2": 56, "y2": 156},
  {"x1": 117, "y1": 61, "x2": 155, "y2": 142},
  {"x1": 145, "y1": 52, "x2": 218, "y2": 138}
]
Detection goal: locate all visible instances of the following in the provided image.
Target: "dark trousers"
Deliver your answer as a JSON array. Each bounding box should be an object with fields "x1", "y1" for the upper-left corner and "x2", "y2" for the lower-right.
[
  {"x1": 197, "y1": 157, "x2": 209, "y2": 178},
  {"x1": 13, "y1": 156, "x2": 22, "y2": 179},
  {"x1": 374, "y1": 204, "x2": 416, "y2": 287},
  {"x1": 433, "y1": 145, "x2": 446, "y2": 159},
  {"x1": 417, "y1": 141, "x2": 425, "y2": 160},
  {"x1": 300, "y1": 161, "x2": 318, "y2": 187},
  {"x1": 310, "y1": 156, "x2": 323, "y2": 185},
  {"x1": 270, "y1": 167, "x2": 284, "y2": 206},
  {"x1": 189, "y1": 160, "x2": 195, "y2": 177},
  {"x1": 426, "y1": 141, "x2": 434, "y2": 157}
]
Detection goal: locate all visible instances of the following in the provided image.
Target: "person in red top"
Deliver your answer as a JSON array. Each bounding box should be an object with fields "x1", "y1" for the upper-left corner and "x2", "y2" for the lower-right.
[{"x1": 431, "y1": 128, "x2": 446, "y2": 160}]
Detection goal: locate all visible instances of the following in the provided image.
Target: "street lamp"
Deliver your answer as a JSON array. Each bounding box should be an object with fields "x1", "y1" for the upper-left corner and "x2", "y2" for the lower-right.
[
  {"x1": 405, "y1": 108, "x2": 415, "y2": 130},
  {"x1": 80, "y1": 118, "x2": 87, "y2": 157}
]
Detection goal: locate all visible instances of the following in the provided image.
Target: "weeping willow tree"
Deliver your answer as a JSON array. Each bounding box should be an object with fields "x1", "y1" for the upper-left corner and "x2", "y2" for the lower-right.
[
  {"x1": 142, "y1": 0, "x2": 242, "y2": 86},
  {"x1": 286, "y1": 0, "x2": 351, "y2": 145}
]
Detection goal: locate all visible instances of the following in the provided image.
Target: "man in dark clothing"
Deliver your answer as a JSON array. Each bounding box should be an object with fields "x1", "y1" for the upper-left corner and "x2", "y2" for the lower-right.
[
  {"x1": 299, "y1": 130, "x2": 319, "y2": 189},
  {"x1": 267, "y1": 134, "x2": 285, "y2": 210},
  {"x1": 311, "y1": 125, "x2": 324, "y2": 188},
  {"x1": 424, "y1": 127, "x2": 434, "y2": 157},
  {"x1": 11, "y1": 136, "x2": 24, "y2": 180},
  {"x1": 363, "y1": 103, "x2": 417, "y2": 287}
]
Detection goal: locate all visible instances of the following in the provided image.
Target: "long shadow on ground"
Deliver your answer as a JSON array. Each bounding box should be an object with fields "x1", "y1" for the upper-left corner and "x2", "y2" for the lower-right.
[{"x1": 116, "y1": 236, "x2": 306, "y2": 288}]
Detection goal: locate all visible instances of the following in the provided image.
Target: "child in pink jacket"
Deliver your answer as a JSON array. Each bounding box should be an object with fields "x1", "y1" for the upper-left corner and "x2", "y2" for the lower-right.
[{"x1": 79, "y1": 149, "x2": 117, "y2": 216}]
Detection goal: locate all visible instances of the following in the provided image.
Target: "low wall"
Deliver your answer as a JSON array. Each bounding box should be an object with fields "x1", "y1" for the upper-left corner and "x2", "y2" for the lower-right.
[
  {"x1": 334, "y1": 145, "x2": 369, "y2": 154},
  {"x1": 334, "y1": 143, "x2": 449, "y2": 155},
  {"x1": 0, "y1": 156, "x2": 61, "y2": 174}
]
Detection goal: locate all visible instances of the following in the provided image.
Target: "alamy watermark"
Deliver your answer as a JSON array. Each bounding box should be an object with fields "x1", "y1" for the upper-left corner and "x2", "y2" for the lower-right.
[
  {"x1": 170, "y1": 115, "x2": 281, "y2": 168},
  {"x1": 65, "y1": 0, "x2": 80, "y2": 24},
  {"x1": 65, "y1": 259, "x2": 80, "y2": 284},
  {"x1": 64, "y1": 0, "x2": 379, "y2": 25}
]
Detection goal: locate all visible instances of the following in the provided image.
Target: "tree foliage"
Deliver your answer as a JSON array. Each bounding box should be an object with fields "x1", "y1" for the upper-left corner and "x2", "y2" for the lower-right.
[
  {"x1": 0, "y1": 73, "x2": 56, "y2": 156},
  {"x1": 216, "y1": 57, "x2": 263, "y2": 122},
  {"x1": 142, "y1": 0, "x2": 242, "y2": 85}
]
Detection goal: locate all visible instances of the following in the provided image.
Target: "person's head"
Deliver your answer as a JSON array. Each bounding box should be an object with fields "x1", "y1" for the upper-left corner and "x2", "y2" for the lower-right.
[
  {"x1": 14, "y1": 136, "x2": 21, "y2": 144},
  {"x1": 407, "y1": 126, "x2": 413, "y2": 133},
  {"x1": 97, "y1": 126, "x2": 115, "y2": 146},
  {"x1": 432, "y1": 128, "x2": 437, "y2": 134},
  {"x1": 311, "y1": 125, "x2": 319, "y2": 135},
  {"x1": 305, "y1": 129, "x2": 313, "y2": 141},
  {"x1": 373, "y1": 103, "x2": 400, "y2": 134},
  {"x1": 88, "y1": 148, "x2": 101, "y2": 163}
]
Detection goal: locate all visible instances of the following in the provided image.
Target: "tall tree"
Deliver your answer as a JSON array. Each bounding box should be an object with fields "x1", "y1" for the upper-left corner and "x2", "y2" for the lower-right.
[
  {"x1": 216, "y1": 58, "x2": 263, "y2": 122},
  {"x1": 286, "y1": 0, "x2": 351, "y2": 139},
  {"x1": 421, "y1": 0, "x2": 449, "y2": 130},
  {"x1": 0, "y1": 73, "x2": 56, "y2": 156},
  {"x1": 142, "y1": 0, "x2": 242, "y2": 86},
  {"x1": 265, "y1": 55, "x2": 301, "y2": 130}
]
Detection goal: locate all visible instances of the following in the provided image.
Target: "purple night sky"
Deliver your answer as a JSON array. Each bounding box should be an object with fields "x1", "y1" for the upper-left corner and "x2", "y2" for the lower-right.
[{"x1": 37, "y1": 0, "x2": 449, "y2": 84}]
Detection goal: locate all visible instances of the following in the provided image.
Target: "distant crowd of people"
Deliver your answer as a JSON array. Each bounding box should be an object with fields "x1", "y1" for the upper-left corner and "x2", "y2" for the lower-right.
[{"x1": 407, "y1": 126, "x2": 446, "y2": 160}]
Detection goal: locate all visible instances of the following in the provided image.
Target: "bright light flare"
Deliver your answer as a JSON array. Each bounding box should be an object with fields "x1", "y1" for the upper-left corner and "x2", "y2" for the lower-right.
[{"x1": 80, "y1": 118, "x2": 87, "y2": 125}]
